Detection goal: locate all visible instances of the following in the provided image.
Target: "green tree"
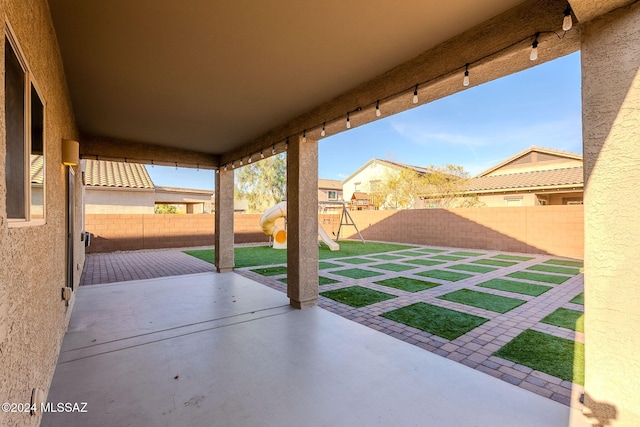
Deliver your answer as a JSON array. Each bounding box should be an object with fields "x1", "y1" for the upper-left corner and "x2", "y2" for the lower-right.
[
  {"x1": 154, "y1": 204, "x2": 178, "y2": 214},
  {"x1": 235, "y1": 153, "x2": 286, "y2": 213},
  {"x1": 418, "y1": 164, "x2": 484, "y2": 208},
  {"x1": 377, "y1": 163, "x2": 483, "y2": 209}
]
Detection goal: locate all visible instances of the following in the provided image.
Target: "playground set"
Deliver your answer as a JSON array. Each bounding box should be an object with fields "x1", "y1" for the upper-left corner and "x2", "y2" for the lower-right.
[{"x1": 259, "y1": 201, "x2": 364, "y2": 250}]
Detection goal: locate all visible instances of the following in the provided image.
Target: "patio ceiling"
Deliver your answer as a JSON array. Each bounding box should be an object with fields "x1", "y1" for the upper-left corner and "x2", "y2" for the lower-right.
[{"x1": 48, "y1": 0, "x2": 529, "y2": 159}]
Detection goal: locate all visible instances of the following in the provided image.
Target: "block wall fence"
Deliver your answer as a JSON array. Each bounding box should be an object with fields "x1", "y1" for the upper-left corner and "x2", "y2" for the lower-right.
[{"x1": 85, "y1": 205, "x2": 583, "y2": 259}]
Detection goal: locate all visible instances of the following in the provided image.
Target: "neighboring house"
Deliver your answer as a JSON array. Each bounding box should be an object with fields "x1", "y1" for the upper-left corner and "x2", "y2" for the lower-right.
[
  {"x1": 463, "y1": 146, "x2": 583, "y2": 207},
  {"x1": 83, "y1": 159, "x2": 156, "y2": 214},
  {"x1": 155, "y1": 186, "x2": 214, "y2": 214},
  {"x1": 342, "y1": 158, "x2": 428, "y2": 203},
  {"x1": 318, "y1": 178, "x2": 343, "y2": 203},
  {"x1": 83, "y1": 159, "x2": 215, "y2": 214}
]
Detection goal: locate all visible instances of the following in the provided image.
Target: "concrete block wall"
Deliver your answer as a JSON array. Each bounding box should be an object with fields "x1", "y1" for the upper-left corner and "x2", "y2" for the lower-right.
[{"x1": 342, "y1": 206, "x2": 583, "y2": 259}]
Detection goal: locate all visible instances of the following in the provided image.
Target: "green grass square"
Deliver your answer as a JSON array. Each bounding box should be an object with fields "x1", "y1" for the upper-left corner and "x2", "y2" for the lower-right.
[
  {"x1": 446, "y1": 264, "x2": 497, "y2": 274},
  {"x1": 369, "y1": 254, "x2": 406, "y2": 261},
  {"x1": 527, "y1": 264, "x2": 581, "y2": 275},
  {"x1": 569, "y1": 293, "x2": 584, "y2": 305},
  {"x1": 341, "y1": 257, "x2": 372, "y2": 265},
  {"x1": 381, "y1": 302, "x2": 488, "y2": 340},
  {"x1": 278, "y1": 276, "x2": 340, "y2": 286},
  {"x1": 370, "y1": 263, "x2": 417, "y2": 272},
  {"x1": 450, "y1": 251, "x2": 485, "y2": 257},
  {"x1": 541, "y1": 308, "x2": 584, "y2": 332},
  {"x1": 402, "y1": 259, "x2": 445, "y2": 267},
  {"x1": 471, "y1": 258, "x2": 517, "y2": 267},
  {"x1": 430, "y1": 254, "x2": 468, "y2": 261},
  {"x1": 415, "y1": 248, "x2": 447, "y2": 253},
  {"x1": 373, "y1": 277, "x2": 441, "y2": 293},
  {"x1": 331, "y1": 268, "x2": 384, "y2": 279},
  {"x1": 477, "y1": 278, "x2": 551, "y2": 296},
  {"x1": 492, "y1": 254, "x2": 534, "y2": 261},
  {"x1": 321, "y1": 286, "x2": 396, "y2": 307},
  {"x1": 494, "y1": 329, "x2": 584, "y2": 385},
  {"x1": 415, "y1": 270, "x2": 473, "y2": 282},
  {"x1": 250, "y1": 266, "x2": 287, "y2": 276},
  {"x1": 544, "y1": 259, "x2": 584, "y2": 268},
  {"x1": 507, "y1": 271, "x2": 570, "y2": 285},
  {"x1": 394, "y1": 250, "x2": 428, "y2": 257},
  {"x1": 319, "y1": 261, "x2": 342, "y2": 270},
  {"x1": 437, "y1": 289, "x2": 525, "y2": 313}
]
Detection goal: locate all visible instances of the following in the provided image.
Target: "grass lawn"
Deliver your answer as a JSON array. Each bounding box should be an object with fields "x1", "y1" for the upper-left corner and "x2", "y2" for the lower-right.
[
  {"x1": 250, "y1": 266, "x2": 287, "y2": 276},
  {"x1": 373, "y1": 277, "x2": 441, "y2": 293},
  {"x1": 416, "y1": 248, "x2": 447, "y2": 253},
  {"x1": 320, "y1": 286, "x2": 396, "y2": 307},
  {"x1": 476, "y1": 278, "x2": 551, "y2": 297},
  {"x1": 381, "y1": 302, "x2": 489, "y2": 340},
  {"x1": 370, "y1": 263, "x2": 417, "y2": 272},
  {"x1": 416, "y1": 269, "x2": 473, "y2": 282},
  {"x1": 369, "y1": 254, "x2": 406, "y2": 261},
  {"x1": 471, "y1": 259, "x2": 517, "y2": 267},
  {"x1": 492, "y1": 254, "x2": 534, "y2": 261},
  {"x1": 279, "y1": 276, "x2": 340, "y2": 286},
  {"x1": 402, "y1": 259, "x2": 445, "y2": 267},
  {"x1": 446, "y1": 264, "x2": 497, "y2": 274},
  {"x1": 330, "y1": 268, "x2": 384, "y2": 279},
  {"x1": 526, "y1": 264, "x2": 581, "y2": 275},
  {"x1": 431, "y1": 255, "x2": 468, "y2": 261},
  {"x1": 544, "y1": 259, "x2": 584, "y2": 268},
  {"x1": 437, "y1": 289, "x2": 526, "y2": 313},
  {"x1": 184, "y1": 241, "x2": 417, "y2": 268},
  {"x1": 494, "y1": 329, "x2": 584, "y2": 385},
  {"x1": 569, "y1": 293, "x2": 584, "y2": 305},
  {"x1": 450, "y1": 251, "x2": 485, "y2": 257},
  {"x1": 341, "y1": 257, "x2": 371, "y2": 265},
  {"x1": 507, "y1": 271, "x2": 570, "y2": 285},
  {"x1": 319, "y1": 261, "x2": 342, "y2": 269},
  {"x1": 541, "y1": 308, "x2": 584, "y2": 332}
]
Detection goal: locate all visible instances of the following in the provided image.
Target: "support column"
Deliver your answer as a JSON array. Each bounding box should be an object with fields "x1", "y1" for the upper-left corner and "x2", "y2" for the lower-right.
[
  {"x1": 214, "y1": 169, "x2": 234, "y2": 273},
  {"x1": 581, "y1": 3, "x2": 640, "y2": 426},
  {"x1": 286, "y1": 135, "x2": 319, "y2": 309}
]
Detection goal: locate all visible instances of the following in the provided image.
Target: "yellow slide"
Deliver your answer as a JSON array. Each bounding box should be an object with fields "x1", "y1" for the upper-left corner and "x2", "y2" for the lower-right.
[{"x1": 260, "y1": 201, "x2": 340, "y2": 251}]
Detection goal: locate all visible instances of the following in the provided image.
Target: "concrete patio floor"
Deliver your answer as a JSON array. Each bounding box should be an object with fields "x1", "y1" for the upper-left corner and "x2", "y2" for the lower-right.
[{"x1": 45, "y1": 271, "x2": 588, "y2": 427}]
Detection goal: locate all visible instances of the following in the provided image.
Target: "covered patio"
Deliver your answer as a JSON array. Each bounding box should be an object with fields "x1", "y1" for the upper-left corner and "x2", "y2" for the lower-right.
[{"x1": 43, "y1": 271, "x2": 587, "y2": 427}]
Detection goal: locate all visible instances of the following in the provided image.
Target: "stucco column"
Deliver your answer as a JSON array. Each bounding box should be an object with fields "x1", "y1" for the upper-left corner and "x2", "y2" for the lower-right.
[
  {"x1": 214, "y1": 169, "x2": 234, "y2": 273},
  {"x1": 286, "y1": 135, "x2": 319, "y2": 309},
  {"x1": 581, "y1": 3, "x2": 640, "y2": 426}
]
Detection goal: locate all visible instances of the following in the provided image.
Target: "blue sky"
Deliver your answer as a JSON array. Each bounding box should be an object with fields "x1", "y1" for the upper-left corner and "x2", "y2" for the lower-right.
[{"x1": 148, "y1": 51, "x2": 581, "y2": 189}]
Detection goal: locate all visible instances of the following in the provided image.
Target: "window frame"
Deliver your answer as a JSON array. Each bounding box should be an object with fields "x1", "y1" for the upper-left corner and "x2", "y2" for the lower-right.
[
  {"x1": 327, "y1": 190, "x2": 337, "y2": 200},
  {"x1": 5, "y1": 23, "x2": 46, "y2": 227}
]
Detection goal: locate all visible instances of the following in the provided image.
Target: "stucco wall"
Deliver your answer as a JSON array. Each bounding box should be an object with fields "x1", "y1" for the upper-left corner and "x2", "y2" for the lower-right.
[
  {"x1": 581, "y1": 3, "x2": 640, "y2": 425},
  {"x1": 84, "y1": 188, "x2": 156, "y2": 214},
  {"x1": 343, "y1": 161, "x2": 396, "y2": 201},
  {"x1": 0, "y1": 1, "x2": 82, "y2": 426}
]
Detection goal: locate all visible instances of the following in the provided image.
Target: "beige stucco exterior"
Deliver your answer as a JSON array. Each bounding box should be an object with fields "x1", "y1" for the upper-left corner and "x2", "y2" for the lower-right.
[
  {"x1": 84, "y1": 187, "x2": 156, "y2": 214},
  {"x1": 0, "y1": 1, "x2": 83, "y2": 426},
  {"x1": 342, "y1": 159, "x2": 402, "y2": 203},
  {"x1": 581, "y1": 2, "x2": 640, "y2": 425}
]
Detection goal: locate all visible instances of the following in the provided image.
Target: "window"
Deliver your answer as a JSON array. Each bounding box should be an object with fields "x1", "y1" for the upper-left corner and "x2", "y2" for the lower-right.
[
  {"x1": 327, "y1": 190, "x2": 337, "y2": 200},
  {"x1": 5, "y1": 29, "x2": 45, "y2": 224},
  {"x1": 504, "y1": 197, "x2": 522, "y2": 207},
  {"x1": 353, "y1": 182, "x2": 361, "y2": 191}
]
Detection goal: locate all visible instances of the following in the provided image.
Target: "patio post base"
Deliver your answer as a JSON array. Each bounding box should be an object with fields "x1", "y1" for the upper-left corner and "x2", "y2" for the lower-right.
[{"x1": 290, "y1": 298, "x2": 318, "y2": 309}]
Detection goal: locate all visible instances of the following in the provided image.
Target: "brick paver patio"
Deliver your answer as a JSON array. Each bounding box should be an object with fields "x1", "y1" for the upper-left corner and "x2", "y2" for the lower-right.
[{"x1": 81, "y1": 244, "x2": 584, "y2": 407}]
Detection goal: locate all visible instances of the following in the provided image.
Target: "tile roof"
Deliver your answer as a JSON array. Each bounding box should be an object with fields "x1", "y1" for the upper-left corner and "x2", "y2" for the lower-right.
[
  {"x1": 318, "y1": 179, "x2": 342, "y2": 190},
  {"x1": 466, "y1": 166, "x2": 583, "y2": 192},
  {"x1": 31, "y1": 154, "x2": 44, "y2": 184},
  {"x1": 476, "y1": 146, "x2": 583, "y2": 177},
  {"x1": 84, "y1": 159, "x2": 154, "y2": 189},
  {"x1": 351, "y1": 191, "x2": 369, "y2": 200}
]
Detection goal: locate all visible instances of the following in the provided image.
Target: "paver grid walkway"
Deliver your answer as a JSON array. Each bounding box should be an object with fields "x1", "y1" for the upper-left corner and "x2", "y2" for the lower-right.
[
  {"x1": 80, "y1": 248, "x2": 216, "y2": 285},
  {"x1": 235, "y1": 245, "x2": 585, "y2": 407},
  {"x1": 81, "y1": 244, "x2": 584, "y2": 407}
]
